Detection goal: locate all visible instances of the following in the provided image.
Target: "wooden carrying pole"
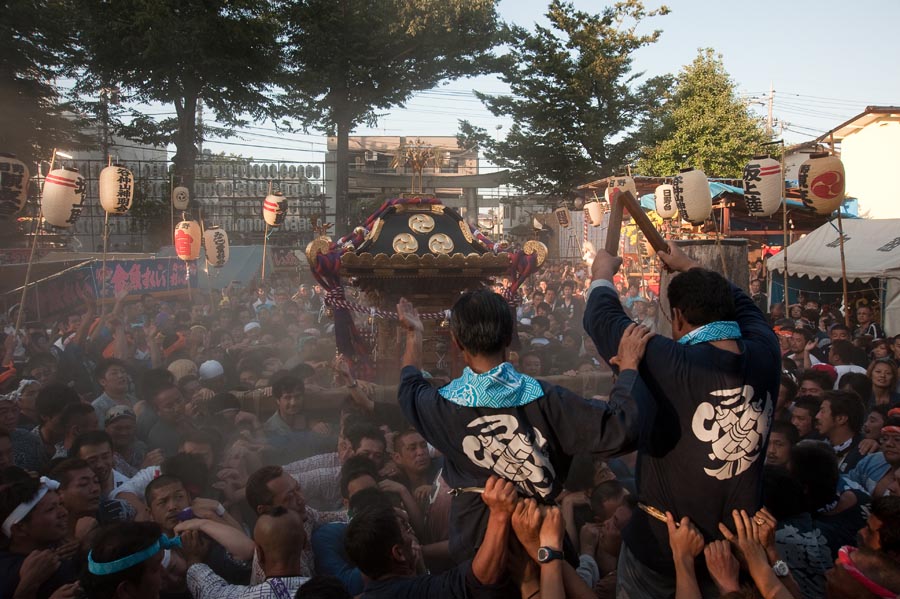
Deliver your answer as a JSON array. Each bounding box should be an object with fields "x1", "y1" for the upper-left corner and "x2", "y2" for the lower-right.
[{"x1": 605, "y1": 190, "x2": 668, "y2": 257}]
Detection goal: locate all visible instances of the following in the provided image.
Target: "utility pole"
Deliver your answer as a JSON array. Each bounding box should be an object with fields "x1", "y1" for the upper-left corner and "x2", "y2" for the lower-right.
[
  {"x1": 196, "y1": 100, "x2": 204, "y2": 156},
  {"x1": 767, "y1": 82, "x2": 775, "y2": 137}
]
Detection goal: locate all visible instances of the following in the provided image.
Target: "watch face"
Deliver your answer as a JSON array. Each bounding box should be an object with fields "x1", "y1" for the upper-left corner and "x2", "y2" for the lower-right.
[
  {"x1": 773, "y1": 561, "x2": 789, "y2": 576},
  {"x1": 537, "y1": 547, "x2": 549, "y2": 562}
]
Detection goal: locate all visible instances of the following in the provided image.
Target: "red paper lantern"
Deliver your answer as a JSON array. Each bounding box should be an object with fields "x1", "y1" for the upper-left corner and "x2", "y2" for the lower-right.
[
  {"x1": 174, "y1": 220, "x2": 201, "y2": 261},
  {"x1": 263, "y1": 192, "x2": 287, "y2": 227}
]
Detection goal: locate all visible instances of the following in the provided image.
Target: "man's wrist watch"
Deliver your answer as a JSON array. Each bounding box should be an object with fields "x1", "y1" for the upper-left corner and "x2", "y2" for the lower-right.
[
  {"x1": 772, "y1": 560, "x2": 790, "y2": 577},
  {"x1": 537, "y1": 546, "x2": 564, "y2": 563}
]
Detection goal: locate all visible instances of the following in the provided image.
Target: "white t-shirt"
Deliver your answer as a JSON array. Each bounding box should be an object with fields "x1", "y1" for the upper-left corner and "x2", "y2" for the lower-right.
[{"x1": 834, "y1": 364, "x2": 867, "y2": 388}]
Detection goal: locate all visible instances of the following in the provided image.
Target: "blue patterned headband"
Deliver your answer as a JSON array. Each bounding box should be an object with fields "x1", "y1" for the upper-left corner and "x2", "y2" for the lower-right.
[{"x1": 87, "y1": 535, "x2": 182, "y2": 575}]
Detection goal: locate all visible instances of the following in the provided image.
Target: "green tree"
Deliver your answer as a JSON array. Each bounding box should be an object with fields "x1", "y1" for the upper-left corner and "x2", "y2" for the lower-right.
[
  {"x1": 72, "y1": 0, "x2": 282, "y2": 194},
  {"x1": 0, "y1": 0, "x2": 92, "y2": 166},
  {"x1": 636, "y1": 48, "x2": 770, "y2": 177},
  {"x1": 458, "y1": 0, "x2": 669, "y2": 198},
  {"x1": 279, "y1": 0, "x2": 504, "y2": 233}
]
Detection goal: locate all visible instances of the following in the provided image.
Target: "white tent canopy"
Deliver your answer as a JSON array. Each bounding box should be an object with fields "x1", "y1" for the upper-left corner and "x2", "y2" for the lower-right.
[{"x1": 767, "y1": 218, "x2": 900, "y2": 334}]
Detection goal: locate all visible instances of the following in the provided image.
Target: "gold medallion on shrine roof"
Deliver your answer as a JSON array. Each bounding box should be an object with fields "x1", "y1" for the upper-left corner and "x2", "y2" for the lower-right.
[
  {"x1": 428, "y1": 233, "x2": 454, "y2": 255},
  {"x1": 392, "y1": 233, "x2": 418, "y2": 254},
  {"x1": 408, "y1": 214, "x2": 435, "y2": 234}
]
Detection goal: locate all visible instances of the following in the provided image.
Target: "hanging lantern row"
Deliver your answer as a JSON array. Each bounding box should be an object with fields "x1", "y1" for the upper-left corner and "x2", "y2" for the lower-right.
[{"x1": 0, "y1": 153, "x2": 30, "y2": 220}]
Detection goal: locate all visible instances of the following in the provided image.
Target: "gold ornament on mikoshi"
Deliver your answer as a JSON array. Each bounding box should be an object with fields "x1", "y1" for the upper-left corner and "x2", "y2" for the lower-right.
[
  {"x1": 742, "y1": 155, "x2": 782, "y2": 217},
  {"x1": 0, "y1": 153, "x2": 30, "y2": 219},
  {"x1": 263, "y1": 192, "x2": 287, "y2": 227},
  {"x1": 654, "y1": 184, "x2": 678, "y2": 219},
  {"x1": 673, "y1": 168, "x2": 711, "y2": 225},
  {"x1": 392, "y1": 233, "x2": 418, "y2": 254},
  {"x1": 408, "y1": 214, "x2": 435, "y2": 234},
  {"x1": 99, "y1": 164, "x2": 134, "y2": 214},
  {"x1": 42, "y1": 167, "x2": 86, "y2": 228},
  {"x1": 203, "y1": 227, "x2": 229, "y2": 268},
  {"x1": 172, "y1": 186, "x2": 190, "y2": 211},
  {"x1": 428, "y1": 233, "x2": 454, "y2": 254},
  {"x1": 554, "y1": 207, "x2": 570, "y2": 228},
  {"x1": 174, "y1": 220, "x2": 201, "y2": 261},
  {"x1": 798, "y1": 153, "x2": 845, "y2": 215}
]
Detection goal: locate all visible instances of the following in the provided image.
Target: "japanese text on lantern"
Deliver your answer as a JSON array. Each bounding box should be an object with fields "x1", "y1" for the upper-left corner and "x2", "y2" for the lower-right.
[
  {"x1": 116, "y1": 168, "x2": 131, "y2": 211},
  {"x1": 67, "y1": 177, "x2": 87, "y2": 225},
  {"x1": 0, "y1": 161, "x2": 26, "y2": 217},
  {"x1": 673, "y1": 176, "x2": 686, "y2": 215},
  {"x1": 743, "y1": 163, "x2": 764, "y2": 214}
]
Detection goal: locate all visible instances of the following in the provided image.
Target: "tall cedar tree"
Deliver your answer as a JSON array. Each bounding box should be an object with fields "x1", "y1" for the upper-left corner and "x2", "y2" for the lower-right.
[
  {"x1": 278, "y1": 0, "x2": 503, "y2": 234},
  {"x1": 636, "y1": 48, "x2": 770, "y2": 178},
  {"x1": 458, "y1": 0, "x2": 670, "y2": 198},
  {"x1": 72, "y1": 0, "x2": 282, "y2": 194}
]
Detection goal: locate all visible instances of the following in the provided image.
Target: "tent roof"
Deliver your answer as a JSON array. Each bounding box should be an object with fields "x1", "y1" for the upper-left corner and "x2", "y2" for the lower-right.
[{"x1": 767, "y1": 219, "x2": 900, "y2": 282}]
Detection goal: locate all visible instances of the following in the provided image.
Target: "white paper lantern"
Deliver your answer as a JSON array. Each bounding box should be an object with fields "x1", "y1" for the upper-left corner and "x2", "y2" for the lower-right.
[
  {"x1": 99, "y1": 164, "x2": 134, "y2": 214},
  {"x1": 742, "y1": 156, "x2": 782, "y2": 217},
  {"x1": 654, "y1": 184, "x2": 678, "y2": 219},
  {"x1": 586, "y1": 201, "x2": 604, "y2": 227},
  {"x1": 42, "y1": 167, "x2": 86, "y2": 228},
  {"x1": 174, "y1": 220, "x2": 201, "y2": 261},
  {"x1": 263, "y1": 192, "x2": 287, "y2": 227},
  {"x1": 554, "y1": 207, "x2": 570, "y2": 228},
  {"x1": 203, "y1": 227, "x2": 229, "y2": 268},
  {"x1": 607, "y1": 175, "x2": 637, "y2": 200},
  {"x1": 673, "y1": 168, "x2": 711, "y2": 225},
  {"x1": 0, "y1": 153, "x2": 30, "y2": 219},
  {"x1": 799, "y1": 153, "x2": 845, "y2": 215},
  {"x1": 172, "y1": 186, "x2": 190, "y2": 211}
]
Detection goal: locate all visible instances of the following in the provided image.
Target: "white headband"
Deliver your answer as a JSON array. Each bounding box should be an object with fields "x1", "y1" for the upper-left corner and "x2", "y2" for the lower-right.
[{"x1": 1, "y1": 477, "x2": 60, "y2": 537}]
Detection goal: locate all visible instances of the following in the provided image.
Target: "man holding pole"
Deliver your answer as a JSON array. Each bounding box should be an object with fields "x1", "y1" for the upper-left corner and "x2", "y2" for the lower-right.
[{"x1": 584, "y1": 244, "x2": 780, "y2": 597}]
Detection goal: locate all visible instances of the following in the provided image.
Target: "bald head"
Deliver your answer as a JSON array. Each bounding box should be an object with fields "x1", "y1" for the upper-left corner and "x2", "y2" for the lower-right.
[{"x1": 254, "y1": 507, "x2": 306, "y2": 575}]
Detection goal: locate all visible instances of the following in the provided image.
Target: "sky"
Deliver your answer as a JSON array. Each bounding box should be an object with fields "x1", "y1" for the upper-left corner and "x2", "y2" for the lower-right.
[{"x1": 196, "y1": 0, "x2": 900, "y2": 163}]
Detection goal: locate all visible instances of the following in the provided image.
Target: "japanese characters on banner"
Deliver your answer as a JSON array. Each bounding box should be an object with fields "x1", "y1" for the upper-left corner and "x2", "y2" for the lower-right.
[
  {"x1": 0, "y1": 153, "x2": 29, "y2": 219},
  {"x1": 172, "y1": 186, "x2": 190, "y2": 211},
  {"x1": 203, "y1": 227, "x2": 229, "y2": 268},
  {"x1": 654, "y1": 184, "x2": 678, "y2": 219},
  {"x1": 554, "y1": 206, "x2": 571, "y2": 228},
  {"x1": 99, "y1": 164, "x2": 134, "y2": 214},
  {"x1": 742, "y1": 156, "x2": 782, "y2": 217},
  {"x1": 673, "y1": 168, "x2": 711, "y2": 225},
  {"x1": 174, "y1": 220, "x2": 201, "y2": 261},
  {"x1": 799, "y1": 153, "x2": 845, "y2": 215},
  {"x1": 42, "y1": 167, "x2": 86, "y2": 227},
  {"x1": 263, "y1": 192, "x2": 287, "y2": 227},
  {"x1": 270, "y1": 248, "x2": 302, "y2": 270}
]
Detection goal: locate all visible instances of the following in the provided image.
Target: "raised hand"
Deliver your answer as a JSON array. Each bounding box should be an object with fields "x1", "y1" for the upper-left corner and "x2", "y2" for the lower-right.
[
  {"x1": 609, "y1": 322, "x2": 654, "y2": 371},
  {"x1": 397, "y1": 298, "x2": 423, "y2": 333},
  {"x1": 657, "y1": 241, "x2": 699, "y2": 273},
  {"x1": 666, "y1": 513, "x2": 704, "y2": 562},
  {"x1": 539, "y1": 506, "x2": 564, "y2": 550},
  {"x1": 481, "y1": 475, "x2": 517, "y2": 518},
  {"x1": 511, "y1": 498, "x2": 543, "y2": 556},
  {"x1": 704, "y1": 540, "x2": 740, "y2": 595}
]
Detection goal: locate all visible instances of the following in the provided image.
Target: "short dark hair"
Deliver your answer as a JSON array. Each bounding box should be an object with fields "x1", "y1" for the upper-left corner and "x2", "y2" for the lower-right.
[
  {"x1": 830, "y1": 339, "x2": 855, "y2": 364},
  {"x1": 590, "y1": 480, "x2": 627, "y2": 516},
  {"x1": 798, "y1": 369, "x2": 833, "y2": 392},
  {"x1": 450, "y1": 290, "x2": 513, "y2": 355},
  {"x1": 529, "y1": 315, "x2": 549, "y2": 330},
  {"x1": 60, "y1": 402, "x2": 95, "y2": 429},
  {"x1": 339, "y1": 456, "x2": 379, "y2": 500},
  {"x1": 138, "y1": 368, "x2": 176, "y2": 403},
  {"x1": 94, "y1": 358, "x2": 128, "y2": 382},
  {"x1": 792, "y1": 396, "x2": 822, "y2": 417},
  {"x1": 0, "y1": 472, "x2": 42, "y2": 537},
  {"x1": 345, "y1": 422, "x2": 385, "y2": 452},
  {"x1": 780, "y1": 374, "x2": 798, "y2": 404},
  {"x1": 667, "y1": 268, "x2": 736, "y2": 326},
  {"x1": 272, "y1": 373, "x2": 304, "y2": 399},
  {"x1": 872, "y1": 496, "x2": 900, "y2": 555},
  {"x1": 35, "y1": 383, "x2": 80, "y2": 419},
  {"x1": 770, "y1": 420, "x2": 800, "y2": 446},
  {"x1": 160, "y1": 453, "x2": 208, "y2": 497},
  {"x1": 294, "y1": 575, "x2": 353, "y2": 599},
  {"x1": 71, "y1": 431, "x2": 113, "y2": 458},
  {"x1": 48, "y1": 458, "x2": 94, "y2": 488},
  {"x1": 344, "y1": 504, "x2": 403, "y2": 580},
  {"x1": 839, "y1": 372, "x2": 872, "y2": 403},
  {"x1": 347, "y1": 486, "x2": 394, "y2": 517},
  {"x1": 823, "y1": 390, "x2": 865, "y2": 432},
  {"x1": 144, "y1": 474, "x2": 186, "y2": 506},
  {"x1": 790, "y1": 442, "x2": 839, "y2": 512},
  {"x1": 80, "y1": 521, "x2": 163, "y2": 597},
  {"x1": 246, "y1": 465, "x2": 283, "y2": 513},
  {"x1": 830, "y1": 323, "x2": 850, "y2": 334}
]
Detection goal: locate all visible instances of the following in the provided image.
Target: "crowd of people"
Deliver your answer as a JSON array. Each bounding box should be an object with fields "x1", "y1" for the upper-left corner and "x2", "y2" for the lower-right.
[{"x1": 0, "y1": 245, "x2": 899, "y2": 599}]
